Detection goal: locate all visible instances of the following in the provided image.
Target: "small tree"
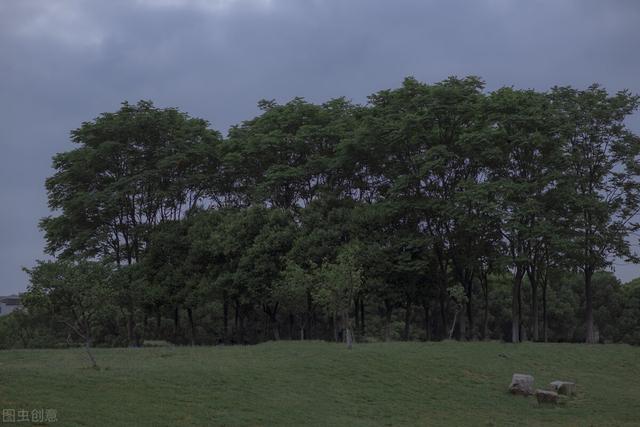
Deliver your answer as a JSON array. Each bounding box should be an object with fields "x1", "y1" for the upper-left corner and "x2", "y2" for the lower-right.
[
  {"x1": 314, "y1": 244, "x2": 363, "y2": 349},
  {"x1": 24, "y1": 260, "x2": 115, "y2": 368},
  {"x1": 447, "y1": 284, "x2": 469, "y2": 340},
  {"x1": 275, "y1": 260, "x2": 317, "y2": 340}
]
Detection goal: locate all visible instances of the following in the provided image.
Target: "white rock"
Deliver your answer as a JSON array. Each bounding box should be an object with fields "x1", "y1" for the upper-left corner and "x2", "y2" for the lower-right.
[
  {"x1": 550, "y1": 380, "x2": 576, "y2": 396},
  {"x1": 509, "y1": 373, "x2": 534, "y2": 395}
]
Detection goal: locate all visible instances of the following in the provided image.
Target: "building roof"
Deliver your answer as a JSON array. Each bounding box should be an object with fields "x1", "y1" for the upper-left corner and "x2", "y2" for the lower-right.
[{"x1": 0, "y1": 295, "x2": 21, "y2": 305}]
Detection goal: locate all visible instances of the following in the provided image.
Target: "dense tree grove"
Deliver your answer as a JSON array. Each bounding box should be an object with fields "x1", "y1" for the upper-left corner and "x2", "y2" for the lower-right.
[{"x1": 4, "y1": 77, "x2": 640, "y2": 348}]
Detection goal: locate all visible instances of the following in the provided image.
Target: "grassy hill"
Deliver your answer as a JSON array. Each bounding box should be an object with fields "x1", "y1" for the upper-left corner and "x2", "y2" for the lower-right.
[{"x1": 1, "y1": 341, "x2": 639, "y2": 426}]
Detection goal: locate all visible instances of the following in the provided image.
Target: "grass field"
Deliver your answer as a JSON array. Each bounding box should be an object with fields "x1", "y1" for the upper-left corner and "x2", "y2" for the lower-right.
[{"x1": 1, "y1": 341, "x2": 639, "y2": 426}]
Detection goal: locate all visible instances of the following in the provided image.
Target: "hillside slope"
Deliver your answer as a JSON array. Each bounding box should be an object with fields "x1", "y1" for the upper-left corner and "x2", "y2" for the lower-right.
[{"x1": 1, "y1": 341, "x2": 639, "y2": 426}]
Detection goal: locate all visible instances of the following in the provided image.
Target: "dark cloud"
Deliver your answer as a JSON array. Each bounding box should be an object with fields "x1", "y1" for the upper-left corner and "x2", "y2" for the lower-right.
[{"x1": 1, "y1": 0, "x2": 639, "y2": 293}]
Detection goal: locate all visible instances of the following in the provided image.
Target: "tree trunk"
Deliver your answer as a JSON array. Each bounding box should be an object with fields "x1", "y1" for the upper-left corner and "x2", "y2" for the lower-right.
[
  {"x1": 423, "y1": 299, "x2": 432, "y2": 341},
  {"x1": 542, "y1": 279, "x2": 548, "y2": 343},
  {"x1": 307, "y1": 290, "x2": 314, "y2": 340},
  {"x1": 234, "y1": 299, "x2": 240, "y2": 343},
  {"x1": 142, "y1": 312, "x2": 148, "y2": 345},
  {"x1": 384, "y1": 299, "x2": 393, "y2": 342},
  {"x1": 344, "y1": 310, "x2": 354, "y2": 349},
  {"x1": 466, "y1": 281, "x2": 474, "y2": 339},
  {"x1": 263, "y1": 303, "x2": 280, "y2": 341},
  {"x1": 585, "y1": 267, "x2": 596, "y2": 343},
  {"x1": 173, "y1": 306, "x2": 180, "y2": 343},
  {"x1": 448, "y1": 310, "x2": 458, "y2": 340},
  {"x1": 518, "y1": 281, "x2": 523, "y2": 341},
  {"x1": 354, "y1": 296, "x2": 360, "y2": 333},
  {"x1": 85, "y1": 336, "x2": 97, "y2": 369},
  {"x1": 156, "y1": 308, "x2": 162, "y2": 338},
  {"x1": 512, "y1": 267, "x2": 525, "y2": 343},
  {"x1": 223, "y1": 292, "x2": 229, "y2": 343},
  {"x1": 458, "y1": 303, "x2": 466, "y2": 341},
  {"x1": 439, "y1": 290, "x2": 448, "y2": 340},
  {"x1": 289, "y1": 312, "x2": 295, "y2": 340},
  {"x1": 403, "y1": 298, "x2": 412, "y2": 341},
  {"x1": 127, "y1": 311, "x2": 137, "y2": 347},
  {"x1": 360, "y1": 298, "x2": 366, "y2": 336},
  {"x1": 527, "y1": 269, "x2": 539, "y2": 342},
  {"x1": 531, "y1": 282, "x2": 539, "y2": 341},
  {"x1": 187, "y1": 307, "x2": 195, "y2": 346},
  {"x1": 482, "y1": 277, "x2": 489, "y2": 340}
]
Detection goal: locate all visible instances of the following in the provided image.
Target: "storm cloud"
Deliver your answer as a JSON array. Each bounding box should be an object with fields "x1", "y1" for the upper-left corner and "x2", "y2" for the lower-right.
[{"x1": 1, "y1": 0, "x2": 639, "y2": 293}]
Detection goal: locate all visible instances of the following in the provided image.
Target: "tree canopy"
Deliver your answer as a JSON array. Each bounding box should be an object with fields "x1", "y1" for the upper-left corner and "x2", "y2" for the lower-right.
[{"x1": 10, "y1": 78, "x2": 640, "y2": 350}]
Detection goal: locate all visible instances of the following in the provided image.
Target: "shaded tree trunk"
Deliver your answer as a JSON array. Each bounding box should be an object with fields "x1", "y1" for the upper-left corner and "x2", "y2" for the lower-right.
[
  {"x1": 345, "y1": 327, "x2": 354, "y2": 349},
  {"x1": 223, "y1": 292, "x2": 229, "y2": 343},
  {"x1": 187, "y1": 307, "x2": 196, "y2": 346},
  {"x1": 142, "y1": 312, "x2": 148, "y2": 345},
  {"x1": 465, "y1": 280, "x2": 474, "y2": 339},
  {"x1": 423, "y1": 299, "x2": 432, "y2": 341},
  {"x1": 458, "y1": 303, "x2": 466, "y2": 341},
  {"x1": 512, "y1": 266, "x2": 525, "y2": 343},
  {"x1": 403, "y1": 296, "x2": 412, "y2": 341},
  {"x1": 155, "y1": 308, "x2": 162, "y2": 339},
  {"x1": 289, "y1": 312, "x2": 295, "y2": 340},
  {"x1": 85, "y1": 336, "x2": 97, "y2": 369},
  {"x1": 448, "y1": 309, "x2": 459, "y2": 340},
  {"x1": 585, "y1": 266, "x2": 596, "y2": 343},
  {"x1": 481, "y1": 275, "x2": 489, "y2": 340},
  {"x1": 527, "y1": 268, "x2": 539, "y2": 342},
  {"x1": 384, "y1": 299, "x2": 393, "y2": 342},
  {"x1": 306, "y1": 290, "x2": 314, "y2": 340},
  {"x1": 263, "y1": 303, "x2": 280, "y2": 341},
  {"x1": 439, "y1": 292, "x2": 448, "y2": 340},
  {"x1": 542, "y1": 278, "x2": 548, "y2": 342},
  {"x1": 173, "y1": 306, "x2": 180, "y2": 343},
  {"x1": 360, "y1": 298, "x2": 366, "y2": 337},
  {"x1": 344, "y1": 310, "x2": 354, "y2": 349},
  {"x1": 354, "y1": 296, "x2": 360, "y2": 333},
  {"x1": 234, "y1": 299, "x2": 240, "y2": 343}
]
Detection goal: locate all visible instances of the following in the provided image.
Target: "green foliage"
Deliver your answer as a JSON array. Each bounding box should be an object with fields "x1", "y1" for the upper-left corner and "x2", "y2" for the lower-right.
[
  {"x1": 618, "y1": 279, "x2": 640, "y2": 344},
  {"x1": 22, "y1": 77, "x2": 640, "y2": 348},
  {"x1": 314, "y1": 243, "x2": 363, "y2": 315}
]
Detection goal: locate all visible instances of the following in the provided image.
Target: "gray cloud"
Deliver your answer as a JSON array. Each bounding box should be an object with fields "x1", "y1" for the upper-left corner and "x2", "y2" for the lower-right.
[{"x1": 1, "y1": 0, "x2": 639, "y2": 293}]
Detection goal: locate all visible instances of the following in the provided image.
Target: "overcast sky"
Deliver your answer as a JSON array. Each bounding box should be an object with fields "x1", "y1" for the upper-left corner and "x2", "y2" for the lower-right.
[{"x1": 1, "y1": 0, "x2": 639, "y2": 294}]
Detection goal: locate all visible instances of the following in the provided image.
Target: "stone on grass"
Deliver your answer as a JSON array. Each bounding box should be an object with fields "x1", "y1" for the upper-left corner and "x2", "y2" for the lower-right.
[
  {"x1": 550, "y1": 381, "x2": 576, "y2": 396},
  {"x1": 535, "y1": 389, "x2": 559, "y2": 404},
  {"x1": 508, "y1": 373, "x2": 534, "y2": 396}
]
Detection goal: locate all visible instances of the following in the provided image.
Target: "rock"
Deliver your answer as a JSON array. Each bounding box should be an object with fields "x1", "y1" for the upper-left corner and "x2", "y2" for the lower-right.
[
  {"x1": 535, "y1": 389, "x2": 559, "y2": 404},
  {"x1": 550, "y1": 380, "x2": 576, "y2": 396},
  {"x1": 508, "y1": 373, "x2": 534, "y2": 395}
]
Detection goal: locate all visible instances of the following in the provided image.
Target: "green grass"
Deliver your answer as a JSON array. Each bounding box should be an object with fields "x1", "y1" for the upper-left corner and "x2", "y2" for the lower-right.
[{"x1": 1, "y1": 341, "x2": 639, "y2": 426}]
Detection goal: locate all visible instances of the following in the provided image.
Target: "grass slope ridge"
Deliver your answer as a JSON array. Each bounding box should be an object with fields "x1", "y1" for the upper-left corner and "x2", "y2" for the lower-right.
[{"x1": 1, "y1": 342, "x2": 639, "y2": 426}]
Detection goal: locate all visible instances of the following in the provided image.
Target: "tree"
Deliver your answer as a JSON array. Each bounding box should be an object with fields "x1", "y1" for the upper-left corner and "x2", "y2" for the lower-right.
[
  {"x1": 275, "y1": 260, "x2": 317, "y2": 340},
  {"x1": 487, "y1": 88, "x2": 563, "y2": 343},
  {"x1": 40, "y1": 100, "x2": 221, "y2": 345},
  {"x1": 25, "y1": 79, "x2": 640, "y2": 348},
  {"x1": 447, "y1": 284, "x2": 468, "y2": 340},
  {"x1": 552, "y1": 85, "x2": 640, "y2": 343},
  {"x1": 618, "y1": 278, "x2": 640, "y2": 344},
  {"x1": 315, "y1": 243, "x2": 364, "y2": 349},
  {"x1": 24, "y1": 260, "x2": 115, "y2": 367}
]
